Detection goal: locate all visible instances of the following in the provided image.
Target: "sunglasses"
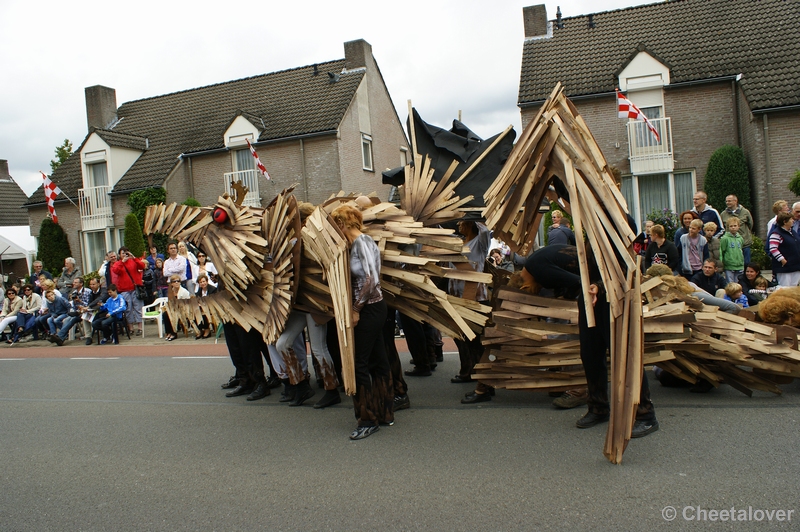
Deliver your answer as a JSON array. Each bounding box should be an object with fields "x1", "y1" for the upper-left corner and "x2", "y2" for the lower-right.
[
  {"x1": 24, "y1": 288, "x2": 32, "y2": 292},
  {"x1": 171, "y1": 280, "x2": 181, "y2": 284},
  {"x1": 197, "y1": 255, "x2": 206, "y2": 258}
]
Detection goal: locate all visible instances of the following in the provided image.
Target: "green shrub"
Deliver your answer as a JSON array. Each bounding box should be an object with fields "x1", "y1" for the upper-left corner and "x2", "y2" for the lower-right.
[
  {"x1": 36, "y1": 218, "x2": 72, "y2": 275},
  {"x1": 788, "y1": 169, "x2": 800, "y2": 197},
  {"x1": 646, "y1": 207, "x2": 680, "y2": 243},
  {"x1": 124, "y1": 213, "x2": 146, "y2": 258},
  {"x1": 705, "y1": 145, "x2": 751, "y2": 212},
  {"x1": 182, "y1": 197, "x2": 201, "y2": 207},
  {"x1": 750, "y1": 235, "x2": 771, "y2": 270},
  {"x1": 127, "y1": 187, "x2": 167, "y2": 254}
]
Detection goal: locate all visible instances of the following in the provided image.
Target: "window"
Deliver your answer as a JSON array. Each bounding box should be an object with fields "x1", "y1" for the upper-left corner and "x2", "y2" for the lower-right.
[
  {"x1": 361, "y1": 134, "x2": 373, "y2": 171},
  {"x1": 400, "y1": 147, "x2": 408, "y2": 167},
  {"x1": 83, "y1": 231, "x2": 107, "y2": 272},
  {"x1": 234, "y1": 149, "x2": 255, "y2": 172},
  {"x1": 622, "y1": 170, "x2": 696, "y2": 230},
  {"x1": 87, "y1": 162, "x2": 108, "y2": 188}
]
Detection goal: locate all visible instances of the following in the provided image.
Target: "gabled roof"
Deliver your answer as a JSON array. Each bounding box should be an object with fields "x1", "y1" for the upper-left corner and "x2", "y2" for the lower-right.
[
  {"x1": 27, "y1": 59, "x2": 364, "y2": 205},
  {"x1": 519, "y1": 0, "x2": 800, "y2": 110},
  {"x1": 0, "y1": 174, "x2": 29, "y2": 225}
]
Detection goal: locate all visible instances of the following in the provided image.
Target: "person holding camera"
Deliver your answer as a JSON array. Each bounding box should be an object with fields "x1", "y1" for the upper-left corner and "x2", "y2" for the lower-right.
[
  {"x1": 488, "y1": 248, "x2": 514, "y2": 272},
  {"x1": 49, "y1": 278, "x2": 92, "y2": 346},
  {"x1": 111, "y1": 246, "x2": 147, "y2": 337}
]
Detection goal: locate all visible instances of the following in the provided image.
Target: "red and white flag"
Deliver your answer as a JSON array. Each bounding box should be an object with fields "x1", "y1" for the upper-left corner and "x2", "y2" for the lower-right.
[
  {"x1": 41, "y1": 171, "x2": 62, "y2": 224},
  {"x1": 616, "y1": 89, "x2": 660, "y2": 142},
  {"x1": 245, "y1": 138, "x2": 271, "y2": 180}
]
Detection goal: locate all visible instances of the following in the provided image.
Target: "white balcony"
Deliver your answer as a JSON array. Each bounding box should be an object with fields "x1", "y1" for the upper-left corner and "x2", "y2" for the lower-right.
[
  {"x1": 224, "y1": 169, "x2": 262, "y2": 207},
  {"x1": 627, "y1": 117, "x2": 674, "y2": 175},
  {"x1": 78, "y1": 185, "x2": 113, "y2": 231}
]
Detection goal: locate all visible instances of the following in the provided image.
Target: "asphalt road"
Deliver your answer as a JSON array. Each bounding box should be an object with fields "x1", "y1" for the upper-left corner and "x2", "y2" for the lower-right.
[{"x1": 1, "y1": 342, "x2": 799, "y2": 531}]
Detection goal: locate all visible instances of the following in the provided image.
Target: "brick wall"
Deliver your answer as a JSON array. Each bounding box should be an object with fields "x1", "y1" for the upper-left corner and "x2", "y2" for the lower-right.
[
  {"x1": 765, "y1": 109, "x2": 800, "y2": 216},
  {"x1": 667, "y1": 82, "x2": 737, "y2": 192},
  {"x1": 738, "y1": 86, "x2": 767, "y2": 232},
  {"x1": 27, "y1": 203, "x2": 84, "y2": 270}
]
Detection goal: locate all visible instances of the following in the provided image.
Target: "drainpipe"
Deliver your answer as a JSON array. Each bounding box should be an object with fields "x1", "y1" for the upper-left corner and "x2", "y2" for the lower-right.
[
  {"x1": 732, "y1": 78, "x2": 741, "y2": 147},
  {"x1": 764, "y1": 114, "x2": 772, "y2": 214},
  {"x1": 188, "y1": 156, "x2": 195, "y2": 200},
  {"x1": 299, "y1": 139, "x2": 309, "y2": 202}
]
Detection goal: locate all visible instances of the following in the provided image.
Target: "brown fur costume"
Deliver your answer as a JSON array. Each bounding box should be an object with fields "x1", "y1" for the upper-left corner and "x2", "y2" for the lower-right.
[{"x1": 757, "y1": 287, "x2": 800, "y2": 327}]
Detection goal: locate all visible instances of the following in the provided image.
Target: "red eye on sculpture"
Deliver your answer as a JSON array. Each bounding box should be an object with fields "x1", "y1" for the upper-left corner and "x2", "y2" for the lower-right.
[{"x1": 213, "y1": 208, "x2": 228, "y2": 224}]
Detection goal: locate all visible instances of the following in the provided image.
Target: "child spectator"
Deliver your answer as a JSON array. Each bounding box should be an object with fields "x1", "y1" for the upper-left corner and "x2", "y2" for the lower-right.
[
  {"x1": 704, "y1": 222, "x2": 720, "y2": 263},
  {"x1": 633, "y1": 220, "x2": 653, "y2": 256},
  {"x1": 93, "y1": 284, "x2": 127, "y2": 345},
  {"x1": 720, "y1": 217, "x2": 745, "y2": 283},
  {"x1": 723, "y1": 282, "x2": 749, "y2": 308},
  {"x1": 679, "y1": 219, "x2": 708, "y2": 279}
]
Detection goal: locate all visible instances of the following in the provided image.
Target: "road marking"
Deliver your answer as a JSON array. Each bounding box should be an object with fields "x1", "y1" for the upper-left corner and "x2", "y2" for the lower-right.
[
  {"x1": 172, "y1": 356, "x2": 228, "y2": 359},
  {"x1": 0, "y1": 358, "x2": 26, "y2": 361},
  {"x1": 70, "y1": 357, "x2": 120, "y2": 360}
]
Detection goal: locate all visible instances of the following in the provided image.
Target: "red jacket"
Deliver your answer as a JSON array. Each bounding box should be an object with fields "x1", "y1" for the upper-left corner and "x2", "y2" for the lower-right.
[{"x1": 111, "y1": 257, "x2": 147, "y2": 292}]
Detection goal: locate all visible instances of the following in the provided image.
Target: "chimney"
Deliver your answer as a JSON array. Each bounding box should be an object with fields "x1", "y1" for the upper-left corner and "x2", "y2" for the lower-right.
[
  {"x1": 85, "y1": 85, "x2": 118, "y2": 131},
  {"x1": 344, "y1": 39, "x2": 372, "y2": 71},
  {"x1": 523, "y1": 5, "x2": 548, "y2": 38},
  {"x1": 0, "y1": 160, "x2": 9, "y2": 179}
]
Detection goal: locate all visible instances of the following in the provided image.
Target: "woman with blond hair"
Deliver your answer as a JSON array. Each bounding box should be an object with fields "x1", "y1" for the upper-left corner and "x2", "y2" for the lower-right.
[{"x1": 331, "y1": 203, "x2": 393, "y2": 439}]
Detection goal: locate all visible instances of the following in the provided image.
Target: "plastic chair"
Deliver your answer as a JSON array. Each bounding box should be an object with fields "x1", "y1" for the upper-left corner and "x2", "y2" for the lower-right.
[{"x1": 142, "y1": 297, "x2": 168, "y2": 338}]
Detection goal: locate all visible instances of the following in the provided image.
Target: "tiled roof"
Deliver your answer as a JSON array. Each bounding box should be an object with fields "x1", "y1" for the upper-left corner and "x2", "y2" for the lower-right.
[
  {"x1": 27, "y1": 59, "x2": 363, "y2": 205},
  {"x1": 519, "y1": 0, "x2": 800, "y2": 110},
  {"x1": 95, "y1": 130, "x2": 148, "y2": 151},
  {"x1": 0, "y1": 176, "x2": 30, "y2": 225}
]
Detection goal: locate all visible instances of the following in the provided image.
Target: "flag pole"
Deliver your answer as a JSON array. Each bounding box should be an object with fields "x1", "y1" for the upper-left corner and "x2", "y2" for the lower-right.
[{"x1": 40, "y1": 171, "x2": 80, "y2": 209}]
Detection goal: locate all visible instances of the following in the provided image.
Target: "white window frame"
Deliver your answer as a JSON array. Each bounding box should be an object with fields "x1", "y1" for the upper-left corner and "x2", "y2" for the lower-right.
[
  {"x1": 361, "y1": 133, "x2": 373, "y2": 172},
  {"x1": 623, "y1": 169, "x2": 697, "y2": 230}
]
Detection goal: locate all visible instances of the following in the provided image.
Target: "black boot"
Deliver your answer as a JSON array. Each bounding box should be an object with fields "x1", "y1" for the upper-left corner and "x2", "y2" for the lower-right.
[
  {"x1": 246, "y1": 380, "x2": 270, "y2": 401},
  {"x1": 225, "y1": 377, "x2": 255, "y2": 398},
  {"x1": 289, "y1": 379, "x2": 316, "y2": 406},
  {"x1": 279, "y1": 379, "x2": 296, "y2": 403},
  {"x1": 313, "y1": 389, "x2": 342, "y2": 409}
]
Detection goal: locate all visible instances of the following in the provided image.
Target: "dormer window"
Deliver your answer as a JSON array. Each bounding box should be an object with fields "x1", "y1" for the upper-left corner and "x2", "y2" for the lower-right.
[{"x1": 87, "y1": 162, "x2": 108, "y2": 188}]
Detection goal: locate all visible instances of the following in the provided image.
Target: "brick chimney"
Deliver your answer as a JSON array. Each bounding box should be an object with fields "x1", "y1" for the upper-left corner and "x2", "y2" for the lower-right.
[
  {"x1": 523, "y1": 5, "x2": 548, "y2": 38},
  {"x1": 0, "y1": 159, "x2": 9, "y2": 179},
  {"x1": 85, "y1": 85, "x2": 118, "y2": 131},
  {"x1": 344, "y1": 39, "x2": 372, "y2": 71}
]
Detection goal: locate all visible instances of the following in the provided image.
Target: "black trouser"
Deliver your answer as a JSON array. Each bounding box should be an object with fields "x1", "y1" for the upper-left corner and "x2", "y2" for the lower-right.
[
  {"x1": 399, "y1": 312, "x2": 430, "y2": 371},
  {"x1": 578, "y1": 295, "x2": 654, "y2": 421},
  {"x1": 326, "y1": 321, "x2": 344, "y2": 386},
  {"x1": 454, "y1": 300, "x2": 488, "y2": 378},
  {"x1": 223, "y1": 322, "x2": 249, "y2": 379},
  {"x1": 384, "y1": 309, "x2": 408, "y2": 396},
  {"x1": 352, "y1": 300, "x2": 393, "y2": 427}
]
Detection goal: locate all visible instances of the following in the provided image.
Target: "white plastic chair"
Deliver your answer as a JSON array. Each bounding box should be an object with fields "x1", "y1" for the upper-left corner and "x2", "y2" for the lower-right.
[{"x1": 142, "y1": 297, "x2": 168, "y2": 338}]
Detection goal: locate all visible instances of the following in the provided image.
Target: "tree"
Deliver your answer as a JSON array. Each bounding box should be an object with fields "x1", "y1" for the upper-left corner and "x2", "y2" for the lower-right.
[
  {"x1": 124, "y1": 214, "x2": 146, "y2": 258},
  {"x1": 37, "y1": 218, "x2": 72, "y2": 275},
  {"x1": 50, "y1": 139, "x2": 73, "y2": 173},
  {"x1": 704, "y1": 145, "x2": 751, "y2": 211}
]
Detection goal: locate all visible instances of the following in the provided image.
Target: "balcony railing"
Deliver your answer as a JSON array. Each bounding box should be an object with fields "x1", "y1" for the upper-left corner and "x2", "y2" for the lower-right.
[
  {"x1": 626, "y1": 117, "x2": 674, "y2": 175},
  {"x1": 223, "y1": 169, "x2": 262, "y2": 207},
  {"x1": 78, "y1": 185, "x2": 113, "y2": 231}
]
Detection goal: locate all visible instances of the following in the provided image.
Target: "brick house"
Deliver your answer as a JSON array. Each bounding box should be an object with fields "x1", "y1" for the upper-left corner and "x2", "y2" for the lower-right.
[
  {"x1": 519, "y1": 1, "x2": 800, "y2": 234},
  {"x1": 0, "y1": 160, "x2": 34, "y2": 284},
  {"x1": 24, "y1": 39, "x2": 408, "y2": 273}
]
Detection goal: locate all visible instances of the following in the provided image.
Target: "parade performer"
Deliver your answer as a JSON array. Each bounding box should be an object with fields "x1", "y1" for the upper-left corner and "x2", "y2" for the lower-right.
[
  {"x1": 519, "y1": 244, "x2": 659, "y2": 438},
  {"x1": 331, "y1": 204, "x2": 393, "y2": 440}
]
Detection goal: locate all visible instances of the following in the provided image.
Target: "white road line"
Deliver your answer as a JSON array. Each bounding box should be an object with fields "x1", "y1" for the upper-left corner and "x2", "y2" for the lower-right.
[
  {"x1": 70, "y1": 357, "x2": 120, "y2": 360},
  {"x1": 0, "y1": 358, "x2": 26, "y2": 361},
  {"x1": 172, "y1": 356, "x2": 228, "y2": 359}
]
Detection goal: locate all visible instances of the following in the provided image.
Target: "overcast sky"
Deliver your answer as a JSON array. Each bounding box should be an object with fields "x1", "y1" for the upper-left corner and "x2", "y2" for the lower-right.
[{"x1": 0, "y1": 0, "x2": 655, "y2": 197}]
